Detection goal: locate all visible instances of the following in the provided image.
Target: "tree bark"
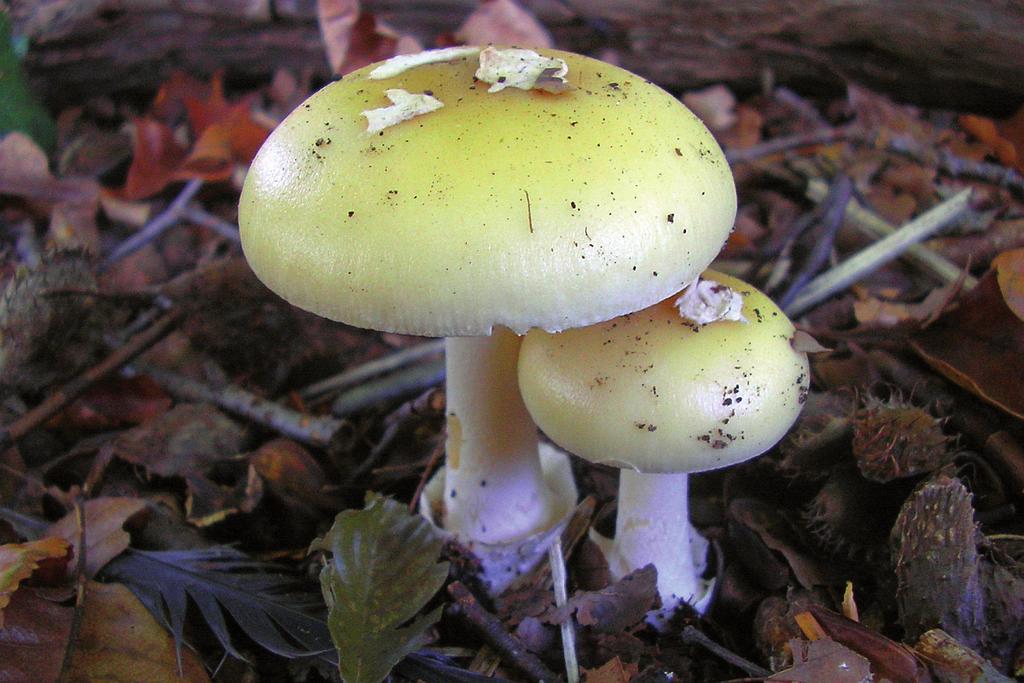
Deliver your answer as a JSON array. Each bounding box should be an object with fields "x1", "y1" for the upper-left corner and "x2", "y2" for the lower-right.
[{"x1": 11, "y1": 0, "x2": 1024, "y2": 112}]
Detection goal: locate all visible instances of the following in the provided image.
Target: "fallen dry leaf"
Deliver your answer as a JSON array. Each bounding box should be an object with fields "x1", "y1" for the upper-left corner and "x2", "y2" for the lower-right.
[
  {"x1": 582, "y1": 656, "x2": 639, "y2": 683},
  {"x1": 250, "y1": 438, "x2": 338, "y2": 513},
  {"x1": 959, "y1": 105, "x2": 1024, "y2": 172},
  {"x1": 68, "y1": 581, "x2": 210, "y2": 683},
  {"x1": 0, "y1": 587, "x2": 73, "y2": 683},
  {"x1": 0, "y1": 132, "x2": 100, "y2": 251},
  {"x1": 456, "y1": 0, "x2": 554, "y2": 49},
  {"x1": 800, "y1": 605, "x2": 933, "y2": 683},
  {"x1": 115, "y1": 117, "x2": 188, "y2": 201},
  {"x1": 768, "y1": 638, "x2": 872, "y2": 683},
  {"x1": 59, "y1": 375, "x2": 172, "y2": 431},
  {"x1": 555, "y1": 564, "x2": 658, "y2": 634},
  {"x1": 683, "y1": 84, "x2": 738, "y2": 131},
  {"x1": 317, "y1": 0, "x2": 360, "y2": 76},
  {"x1": 0, "y1": 537, "x2": 71, "y2": 626},
  {"x1": 48, "y1": 497, "x2": 147, "y2": 577},
  {"x1": 185, "y1": 464, "x2": 263, "y2": 527},
  {"x1": 911, "y1": 270, "x2": 1024, "y2": 420},
  {"x1": 992, "y1": 247, "x2": 1024, "y2": 322}
]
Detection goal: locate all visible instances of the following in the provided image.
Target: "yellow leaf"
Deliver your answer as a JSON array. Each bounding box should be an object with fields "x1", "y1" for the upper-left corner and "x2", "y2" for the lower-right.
[
  {"x1": 0, "y1": 537, "x2": 70, "y2": 627},
  {"x1": 69, "y1": 582, "x2": 210, "y2": 683}
]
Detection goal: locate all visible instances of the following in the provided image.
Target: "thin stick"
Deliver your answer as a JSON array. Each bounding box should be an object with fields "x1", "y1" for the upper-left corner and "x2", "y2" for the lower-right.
[
  {"x1": 408, "y1": 440, "x2": 446, "y2": 514},
  {"x1": 681, "y1": 626, "x2": 771, "y2": 678},
  {"x1": 0, "y1": 310, "x2": 180, "y2": 451},
  {"x1": 57, "y1": 498, "x2": 88, "y2": 683},
  {"x1": 805, "y1": 178, "x2": 976, "y2": 288},
  {"x1": 548, "y1": 541, "x2": 579, "y2": 683},
  {"x1": 101, "y1": 179, "x2": 203, "y2": 270},
  {"x1": 137, "y1": 362, "x2": 344, "y2": 448},
  {"x1": 348, "y1": 388, "x2": 442, "y2": 483},
  {"x1": 183, "y1": 206, "x2": 241, "y2": 242},
  {"x1": 447, "y1": 581, "x2": 559, "y2": 683},
  {"x1": 330, "y1": 358, "x2": 445, "y2": 418},
  {"x1": 299, "y1": 339, "x2": 445, "y2": 401},
  {"x1": 777, "y1": 174, "x2": 852, "y2": 309},
  {"x1": 784, "y1": 189, "x2": 972, "y2": 317}
]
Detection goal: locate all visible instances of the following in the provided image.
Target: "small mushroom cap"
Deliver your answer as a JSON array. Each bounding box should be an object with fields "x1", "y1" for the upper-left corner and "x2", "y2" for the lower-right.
[
  {"x1": 239, "y1": 48, "x2": 735, "y2": 336},
  {"x1": 518, "y1": 271, "x2": 809, "y2": 473}
]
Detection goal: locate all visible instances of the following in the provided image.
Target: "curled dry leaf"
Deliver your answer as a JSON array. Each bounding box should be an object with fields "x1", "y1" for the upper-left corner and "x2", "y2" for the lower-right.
[
  {"x1": 0, "y1": 537, "x2": 71, "y2": 626},
  {"x1": 992, "y1": 247, "x2": 1024, "y2": 321},
  {"x1": 68, "y1": 581, "x2": 210, "y2": 683},
  {"x1": 582, "y1": 656, "x2": 640, "y2": 683},
  {"x1": 549, "y1": 564, "x2": 658, "y2": 635},
  {"x1": 767, "y1": 638, "x2": 872, "y2": 683},
  {"x1": 47, "y1": 497, "x2": 147, "y2": 578},
  {"x1": 911, "y1": 271, "x2": 1024, "y2": 420}
]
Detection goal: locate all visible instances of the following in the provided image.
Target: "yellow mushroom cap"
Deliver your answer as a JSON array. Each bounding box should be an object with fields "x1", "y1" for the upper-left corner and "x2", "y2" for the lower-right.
[
  {"x1": 518, "y1": 271, "x2": 809, "y2": 473},
  {"x1": 239, "y1": 48, "x2": 736, "y2": 336}
]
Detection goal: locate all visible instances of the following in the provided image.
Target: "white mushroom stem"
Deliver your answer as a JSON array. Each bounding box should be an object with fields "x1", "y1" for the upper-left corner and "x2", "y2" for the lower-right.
[
  {"x1": 443, "y1": 328, "x2": 562, "y2": 544},
  {"x1": 593, "y1": 470, "x2": 710, "y2": 617}
]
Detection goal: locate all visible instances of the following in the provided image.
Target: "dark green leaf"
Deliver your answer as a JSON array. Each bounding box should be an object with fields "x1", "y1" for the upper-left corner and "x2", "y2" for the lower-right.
[
  {"x1": 310, "y1": 493, "x2": 449, "y2": 683},
  {"x1": 0, "y1": 13, "x2": 56, "y2": 150}
]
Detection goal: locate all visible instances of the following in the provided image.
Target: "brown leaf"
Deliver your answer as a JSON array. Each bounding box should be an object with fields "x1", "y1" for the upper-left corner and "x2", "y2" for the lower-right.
[
  {"x1": 583, "y1": 656, "x2": 639, "y2": 683},
  {"x1": 959, "y1": 105, "x2": 1024, "y2": 173},
  {"x1": 456, "y1": 0, "x2": 554, "y2": 49},
  {"x1": 114, "y1": 117, "x2": 188, "y2": 200},
  {"x1": 105, "y1": 404, "x2": 247, "y2": 479},
  {"x1": 337, "y1": 12, "x2": 421, "y2": 76},
  {"x1": 791, "y1": 330, "x2": 830, "y2": 353},
  {"x1": 992, "y1": 248, "x2": 1024, "y2": 322},
  {"x1": 0, "y1": 587, "x2": 73, "y2": 683},
  {"x1": 59, "y1": 375, "x2": 172, "y2": 430},
  {"x1": 554, "y1": 564, "x2": 657, "y2": 634},
  {"x1": 185, "y1": 464, "x2": 263, "y2": 527},
  {"x1": 68, "y1": 581, "x2": 210, "y2": 683},
  {"x1": 682, "y1": 85, "x2": 738, "y2": 132},
  {"x1": 802, "y1": 604, "x2": 934, "y2": 683},
  {"x1": 250, "y1": 439, "x2": 338, "y2": 512},
  {"x1": 0, "y1": 133, "x2": 100, "y2": 251},
  {"x1": 47, "y1": 497, "x2": 147, "y2": 577},
  {"x1": 768, "y1": 638, "x2": 872, "y2": 683},
  {"x1": 911, "y1": 271, "x2": 1024, "y2": 420},
  {"x1": 0, "y1": 538, "x2": 71, "y2": 627}
]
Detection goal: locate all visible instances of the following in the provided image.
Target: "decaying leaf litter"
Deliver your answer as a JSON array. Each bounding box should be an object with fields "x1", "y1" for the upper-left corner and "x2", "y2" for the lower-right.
[{"x1": 2, "y1": 2, "x2": 1024, "y2": 682}]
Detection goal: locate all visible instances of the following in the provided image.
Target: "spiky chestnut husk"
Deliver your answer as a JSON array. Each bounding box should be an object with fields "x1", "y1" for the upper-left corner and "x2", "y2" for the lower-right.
[
  {"x1": 802, "y1": 464, "x2": 908, "y2": 564},
  {"x1": 0, "y1": 250, "x2": 108, "y2": 394},
  {"x1": 852, "y1": 394, "x2": 954, "y2": 482},
  {"x1": 776, "y1": 391, "x2": 855, "y2": 482}
]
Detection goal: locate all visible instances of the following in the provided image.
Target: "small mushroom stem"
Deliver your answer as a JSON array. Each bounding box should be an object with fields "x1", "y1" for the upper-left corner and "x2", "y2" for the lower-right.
[
  {"x1": 597, "y1": 470, "x2": 708, "y2": 615},
  {"x1": 443, "y1": 328, "x2": 562, "y2": 544}
]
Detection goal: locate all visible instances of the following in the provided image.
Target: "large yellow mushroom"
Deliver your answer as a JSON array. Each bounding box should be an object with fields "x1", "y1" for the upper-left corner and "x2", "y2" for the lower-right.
[{"x1": 239, "y1": 46, "x2": 735, "y2": 591}]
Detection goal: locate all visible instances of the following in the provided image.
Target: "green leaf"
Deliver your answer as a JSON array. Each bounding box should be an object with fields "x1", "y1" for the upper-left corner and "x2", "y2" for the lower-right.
[
  {"x1": 0, "y1": 12, "x2": 56, "y2": 150},
  {"x1": 310, "y1": 493, "x2": 449, "y2": 683}
]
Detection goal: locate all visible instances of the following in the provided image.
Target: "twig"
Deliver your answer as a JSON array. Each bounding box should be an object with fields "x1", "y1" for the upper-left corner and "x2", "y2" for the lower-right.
[
  {"x1": 725, "y1": 127, "x2": 852, "y2": 165},
  {"x1": 347, "y1": 388, "x2": 443, "y2": 483},
  {"x1": 137, "y1": 362, "x2": 344, "y2": 448},
  {"x1": 331, "y1": 358, "x2": 445, "y2": 418},
  {"x1": 100, "y1": 179, "x2": 203, "y2": 271},
  {"x1": 784, "y1": 188, "x2": 972, "y2": 317},
  {"x1": 548, "y1": 541, "x2": 579, "y2": 683},
  {"x1": 183, "y1": 206, "x2": 241, "y2": 242},
  {"x1": 57, "y1": 497, "x2": 88, "y2": 683},
  {"x1": 299, "y1": 339, "x2": 445, "y2": 402},
  {"x1": 0, "y1": 310, "x2": 180, "y2": 451},
  {"x1": 681, "y1": 626, "x2": 771, "y2": 678},
  {"x1": 408, "y1": 440, "x2": 446, "y2": 514},
  {"x1": 879, "y1": 132, "x2": 1024, "y2": 198},
  {"x1": 804, "y1": 177, "x2": 977, "y2": 288},
  {"x1": 447, "y1": 581, "x2": 559, "y2": 683},
  {"x1": 777, "y1": 174, "x2": 852, "y2": 309}
]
